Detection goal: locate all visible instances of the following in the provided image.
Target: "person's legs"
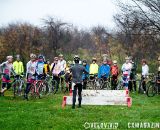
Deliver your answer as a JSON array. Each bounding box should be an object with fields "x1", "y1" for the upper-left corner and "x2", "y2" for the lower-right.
[
  {"x1": 128, "y1": 81, "x2": 132, "y2": 91},
  {"x1": 0, "y1": 82, "x2": 10, "y2": 95},
  {"x1": 83, "y1": 78, "x2": 87, "y2": 89},
  {"x1": 112, "y1": 75, "x2": 118, "y2": 90},
  {"x1": 24, "y1": 82, "x2": 31, "y2": 100},
  {"x1": 133, "y1": 80, "x2": 137, "y2": 91},
  {"x1": 142, "y1": 77, "x2": 146, "y2": 93},
  {"x1": 72, "y1": 84, "x2": 77, "y2": 109},
  {"x1": 53, "y1": 76, "x2": 60, "y2": 93},
  {"x1": 77, "y1": 83, "x2": 82, "y2": 107}
]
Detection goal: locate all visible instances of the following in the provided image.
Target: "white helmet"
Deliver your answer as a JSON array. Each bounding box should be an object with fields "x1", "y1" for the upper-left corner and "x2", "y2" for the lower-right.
[
  {"x1": 158, "y1": 66, "x2": 160, "y2": 72},
  {"x1": 6, "y1": 55, "x2": 13, "y2": 60},
  {"x1": 113, "y1": 60, "x2": 117, "y2": 64}
]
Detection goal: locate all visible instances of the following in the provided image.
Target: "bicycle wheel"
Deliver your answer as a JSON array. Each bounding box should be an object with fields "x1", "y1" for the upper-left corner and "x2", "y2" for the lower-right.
[
  {"x1": 146, "y1": 81, "x2": 156, "y2": 97},
  {"x1": 29, "y1": 84, "x2": 38, "y2": 98},
  {"x1": 116, "y1": 80, "x2": 121, "y2": 90},
  {"x1": 12, "y1": 80, "x2": 24, "y2": 97},
  {"x1": 86, "y1": 80, "x2": 94, "y2": 90},
  {"x1": 99, "y1": 78, "x2": 104, "y2": 89},
  {"x1": 38, "y1": 81, "x2": 49, "y2": 96},
  {"x1": 12, "y1": 81, "x2": 18, "y2": 97},
  {"x1": 102, "y1": 81, "x2": 111, "y2": 90},
  {"x1": 47, "y1": 80, "x2": 54, "y2": 93},
  {"x1": 52, "y1": 80, "x2": 58, "y2": 93},
  {"x1": 138, "y1": 80, "x2": 143, "y2": 94}
]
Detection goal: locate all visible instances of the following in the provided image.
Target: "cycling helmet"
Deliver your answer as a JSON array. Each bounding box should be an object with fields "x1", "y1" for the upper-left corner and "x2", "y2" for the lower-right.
[
  {"x1": 67, "y1": 60, "x2": 72, "y2": 65},
  {"x1": 16, "y1": 54, "x2": 20, "y2": 58},
  {"x1": 54, "y1": 57, "x2": 59, "y2": 61},
  {"x1": 82, "y1": 60, "x2": 87, "y2": 63},
  {"x1": 92, "y1": 57, "x2": 97, "y2": 61},
  {"x1": 6, "y1": 55, "x2": 13, "y2": 60},
  {"x1": 38, "y1": 55, "x2": 44, "y2": 59},
  {"x1": 125, "y1": 56, "x2": 130, "y2": 60},
  {"x1": 113, "y1": 60, "x2": 117, "y2": 64},
  {"x1": 59, "y1": 54, "x2": 63, "y2": 57},
  {"x1": 74, "y1": 55, "x2": 80, "y2": 60},
  {"x1": 30, "y1": 53, "x2": 36, "y2": 59}
]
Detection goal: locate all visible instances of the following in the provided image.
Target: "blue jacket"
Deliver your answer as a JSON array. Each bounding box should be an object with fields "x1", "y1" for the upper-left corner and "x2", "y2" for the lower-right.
[
  {"x1": 36, "y1": 61, "x2": 44, "y2": 75},
  {"x1": 82, "y1": 64, "x2": 89, "y2": 80},
  {"x1": 98, "y1": 64, "x2": 110, "y2": 78}
]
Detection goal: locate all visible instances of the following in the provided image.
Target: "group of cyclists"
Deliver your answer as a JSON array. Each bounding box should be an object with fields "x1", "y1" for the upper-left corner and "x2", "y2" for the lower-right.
[{"x1": 0, "y1": 53, "x2": 160, "y2": 101}]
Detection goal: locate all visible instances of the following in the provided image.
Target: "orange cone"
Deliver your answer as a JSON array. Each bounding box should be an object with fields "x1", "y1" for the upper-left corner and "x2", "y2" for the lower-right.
[
  {"x1": 62, "y1": 96, "x2": 67, "y2": 108},
  {"x1": 69, "y1": 89, "x2": 72, "y2": 96},
  {"x1": 126, "y1": 89, "x2": 129, "y2": 97},
  {"x1": 127, "y1": 97, "x2": 132, "y2": 108}
]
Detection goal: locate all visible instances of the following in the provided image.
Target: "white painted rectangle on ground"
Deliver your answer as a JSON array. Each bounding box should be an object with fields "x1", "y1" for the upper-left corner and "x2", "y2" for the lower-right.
[
  {"x1": 65, "y1": 96, "x2": 129, "y2": 106},
  {"x1": 82, "y1": 90, "x2": 129, "y2": 97}
]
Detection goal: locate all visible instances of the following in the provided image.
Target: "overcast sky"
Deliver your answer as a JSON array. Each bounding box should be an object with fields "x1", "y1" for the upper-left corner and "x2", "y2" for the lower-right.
[{"x1": 0, "y1": 0, "x2": 118, "y2": 29}]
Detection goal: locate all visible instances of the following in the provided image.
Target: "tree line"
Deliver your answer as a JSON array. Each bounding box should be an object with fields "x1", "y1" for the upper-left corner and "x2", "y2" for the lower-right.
[{"x1": 0, "y1": 0, "x2": 159, "y2": 72}]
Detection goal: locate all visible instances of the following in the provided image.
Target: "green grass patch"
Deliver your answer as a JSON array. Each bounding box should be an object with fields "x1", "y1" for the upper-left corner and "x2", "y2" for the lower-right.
[{"x1": 0, "y1": 91, "x2": 159, "y2": 130}]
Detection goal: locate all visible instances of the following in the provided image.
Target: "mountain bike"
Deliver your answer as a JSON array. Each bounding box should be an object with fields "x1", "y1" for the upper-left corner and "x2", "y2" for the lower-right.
[
  {"x1": 99, "y1": 74, "x2": 111, "y2": 90},
  {"x1": 86, "y1": 74, "x2": 100, "y2": 90},
  {"x1": 146, "y1": 74, "x2": 160, "y2": 97},
  {"x1": 12, "y1": 75, "x2": 25, "y2": 98},
  {"x1": 29, "y1": 75, "x2": 49, "y2": 99}
]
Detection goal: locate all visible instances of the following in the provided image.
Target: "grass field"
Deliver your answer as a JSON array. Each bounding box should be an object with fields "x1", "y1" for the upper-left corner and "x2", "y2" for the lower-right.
[{"x1": 0, "y1": 91, "x2": 160, "y2": 130}]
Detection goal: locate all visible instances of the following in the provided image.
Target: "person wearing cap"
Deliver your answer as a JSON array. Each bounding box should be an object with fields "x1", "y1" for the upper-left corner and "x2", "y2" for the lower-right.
[
  {"x1": 98, "y1": 59, "x2": 110, "y2": 80},
  {"x1": 35, "y1": 55, "x2": 45, "y2": 79},
  {"x1": 110, "y1": 60, "x2": 119, "y2": 90},
  {"x1": 89, "y1": 57, "x2": 99, "y2": 77},
  {"x1": 82, "y1": 60, "x2": 89, "y2": 89},
  {"x1": 128, "y1": 56, "x2": 137, "y2": 92},
  {"x1": 51, "y1": 57, "x2": 61, "y2": 94},
  {"x1": 141, "y1": 59, "x2": 149, "y2": 94},
  {"x1": 121, "y1": 56, "x2": 132, "y2": 90},
  {"x1": 13, "y1": 54, "x2": 24, "y2": 77},
  {"x1": 70, "y1": 55, "x2": 88, "y2": 109},
  {"x1": 24, "y1": 53, "x2": 37, "y2": 100},
  {"x1": 0, "y1": 56, "x2": 16, "y2": 96}
]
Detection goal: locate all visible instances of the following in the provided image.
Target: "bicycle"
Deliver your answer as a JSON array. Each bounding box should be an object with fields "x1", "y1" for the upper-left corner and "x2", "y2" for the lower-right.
[
  {"x1": 86, "y1": 74, "x2": 100, "y2": 90},
  {"x1": 44, "y1": 75, "x2": 55, "y2": 94},
  {"x1": 138, "y1": 74, "x2": 154, "y2": 94},
  {"x1": 146, "y1": 74, "x2": 160, "y2": 97},
  {"x1": 29, "y1": 75, "x2": 49, "y2": 99},
  {"x1": 99, "y1": 74, "x2": 111, "y2": 90},
  {"x1": 12, "y1": 75, "x2": 25, "y2": 98}
]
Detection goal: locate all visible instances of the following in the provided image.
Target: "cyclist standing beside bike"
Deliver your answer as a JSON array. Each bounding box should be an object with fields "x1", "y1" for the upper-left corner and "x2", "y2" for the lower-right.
[
  {"x1": 110, "y1": 60, "x2": 119, "y2": 90},
  {"x1": 98, "y1": 59, "x2": 110, "y2": 80},
  {"x1": 24, "y1": 53, "x2": 37, "y2": 100},
  {"x1": 121, "y1": 56, "x2": 132, "y2": 90},
  {"x1": 0, "y1": 56, "x2": 16, "y2": 96},
  {"x1": 13, "y1": 54, "x2": 24, "y2": 77},
  {"x1": 89, "y1": 57, "x2": 99, "y2": 79},
  {"x1": 51, "y1": 57, "x2": 61, "y2": 94},
  {"x1": 128, "y1": 57, "x2": 137, "y2": 92},
  {"x1": 141, "y1": 59, "x2": 149, "y2": 94},
  {"x1": 82, "y1": 60, "x2": 89, "y2": 89},
  {"x1": 36, "y1": 55, "x2": 45, "y2": 79},
  {"x1": 58, "y1": 54, "x2": 66, "y2": 76}
]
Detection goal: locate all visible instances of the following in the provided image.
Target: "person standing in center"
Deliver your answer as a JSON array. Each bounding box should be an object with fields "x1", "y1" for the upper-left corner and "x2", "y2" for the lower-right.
[{"x1": 70, "y1": 55, "x2": 88, "y2": 109}]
